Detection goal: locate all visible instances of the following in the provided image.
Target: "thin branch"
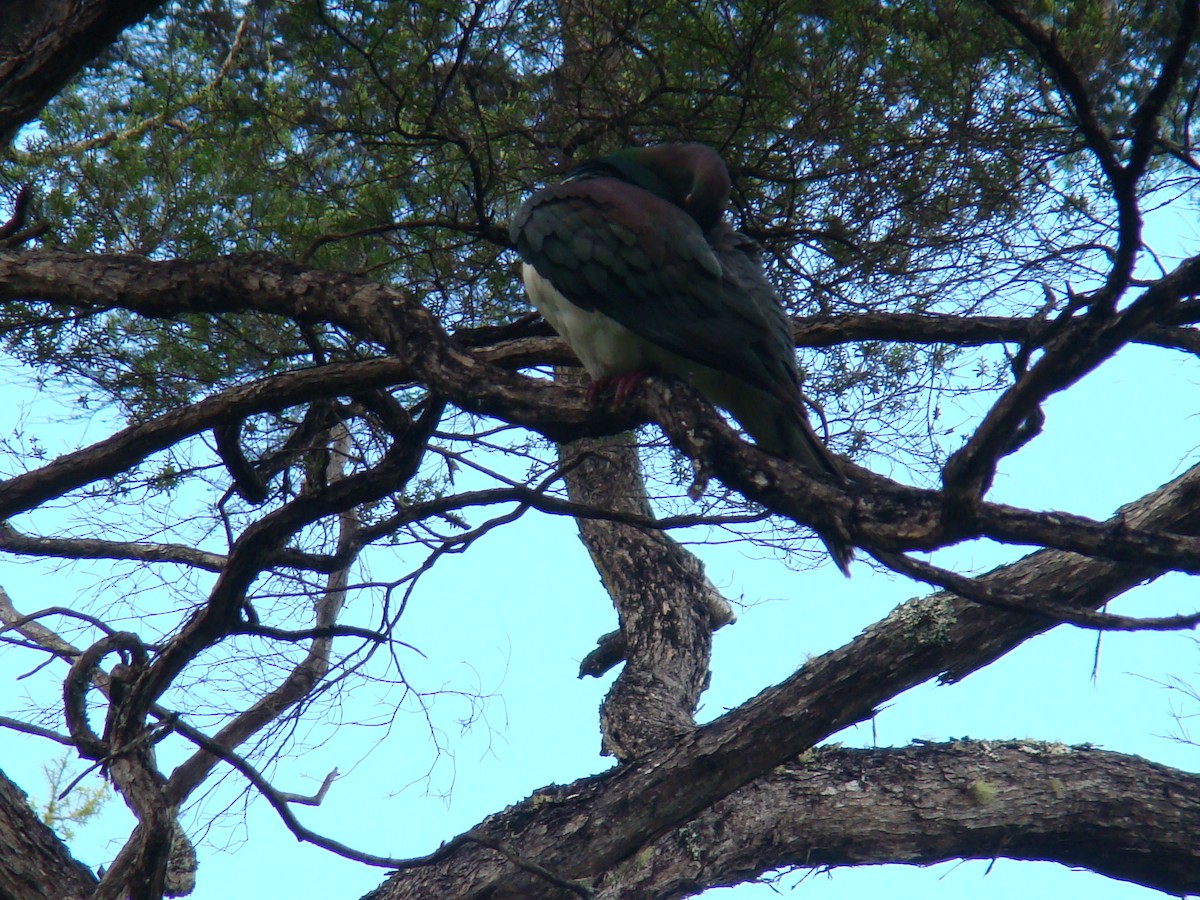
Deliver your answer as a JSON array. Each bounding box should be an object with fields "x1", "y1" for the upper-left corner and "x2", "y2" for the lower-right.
[
  {"x1": 0, "y1": 523, "x2": 227, "y2": 572},
  {"x1": 0, "y1": 716, "x2": 72, "y2": 745},
  {"x1": 941, "y1": 254, "x2": 1200, "y2": 500},
  {"x1": 0, "y1": 604, "x2": 117, "y2": 641},
  {"x1": 0, "y1": 357, "x2": 411, "y2": 521},
  {"x1": 235, "y1": 624, "x2": 387, "y2": 643},
  {"x1": 165, "y1": 416, "x2": 439, "y2": 802},
  {"x1": 874, "y1": 550, "x2": 1200, "y2": 631},
  {"x1": 277, "y1": 768, "x2": 338, "y2": 806},
  {"x1": 0, "y1": 585, "x2": 85, "y2": 661},
  {"x1": 171, "y1": 718, "x2": 408, "y2": 867}
]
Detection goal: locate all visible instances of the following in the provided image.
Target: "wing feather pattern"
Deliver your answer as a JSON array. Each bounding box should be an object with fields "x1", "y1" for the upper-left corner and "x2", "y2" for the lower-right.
[{"x1": 512, "y1": 179, "x2": 789, "y2": 398}]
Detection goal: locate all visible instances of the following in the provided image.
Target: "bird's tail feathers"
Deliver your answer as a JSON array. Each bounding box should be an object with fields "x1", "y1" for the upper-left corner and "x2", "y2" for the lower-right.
[
  {"x1": 777, "y1": 406, "x2": 854, "y2": 575},
  {"x1": 728, "y1": 391, "x2": 853, "y2": 575}
]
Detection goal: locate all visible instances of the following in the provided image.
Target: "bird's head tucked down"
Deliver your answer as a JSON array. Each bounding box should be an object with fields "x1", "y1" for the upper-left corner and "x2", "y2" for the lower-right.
[
  {"x1": 510, "y1": 141, "x2": 854, "y2": 572},
  {"x1": 564, "y1": 143, "x2": 731, "y2": 231}
]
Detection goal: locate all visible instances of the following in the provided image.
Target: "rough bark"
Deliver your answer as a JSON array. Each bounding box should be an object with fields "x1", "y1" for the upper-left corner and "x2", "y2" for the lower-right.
[
  {"x1": 361, "y1": 742, "x2": 1200, "y2": 900},
  {"x1": 359, "y1": 457, "x2": 1200, "y2": 899},
  {"x1": 545, "y1": 0, "x2": 731, "y2": 762},
  {"x1": 0, "y1": 0, "x2": 167, "y2": 144},
  {"x1": 5, "y1": 740, "x2": 1196, "y2": 900},
  {"x1": 558, "y1": 422, "x2": 726, "y2": 759},
  {"x1": 4, "y1": 250, "x2": 1199, "y2": 575},
  {"x1": 603, "y1": 742, "x2": 1200, "y2": 899},
  {"x1": 0, "y1": 768, "x2": 99, "y2": 900}
]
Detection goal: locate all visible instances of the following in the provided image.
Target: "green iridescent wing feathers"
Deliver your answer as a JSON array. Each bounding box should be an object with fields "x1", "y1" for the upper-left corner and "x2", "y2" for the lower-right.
[{"x1": 510, "y1": 178, "x2": 798, "y2": 399}]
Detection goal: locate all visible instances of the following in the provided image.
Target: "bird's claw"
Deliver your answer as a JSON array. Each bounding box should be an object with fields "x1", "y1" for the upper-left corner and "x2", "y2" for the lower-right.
[{"x1": 586, "y1": 371, "x2": 650, "y2": 408}]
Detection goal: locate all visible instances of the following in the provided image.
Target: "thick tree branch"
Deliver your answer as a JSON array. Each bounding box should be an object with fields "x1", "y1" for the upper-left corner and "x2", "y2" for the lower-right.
[
  {"x1": 365, "y1": 457, "x2": 1200, "y2": 898},
  {"x1": 557, "y1": 416, "x2": 725, "y2": 759},
  {"x1": 0, "y1": 249, "x2": 630, "y2": 441},
  {"x1": 0, "y1": 768, "x2": 98, "y2": 899},
  {"x1": 604, "y1": 742, "x2": 1200, "y2": 899},
  {"x1": 0, "y1": 0, "x2": 168, "y2": 144},
  {"x1": 5, "y1": 250, "x2": 1200, "y2": 577},
  {"x1": 642, "y1": 377, "x2": 1200, "y2": 575}
]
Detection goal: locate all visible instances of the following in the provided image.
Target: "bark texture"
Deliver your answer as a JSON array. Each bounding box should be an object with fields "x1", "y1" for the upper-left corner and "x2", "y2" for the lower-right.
[
  {"x1": 605, "y1": 742, "x2": 1200, "y2": 899},
  {"x1": 0, "y1": 768, "x2": 99, "y2": 900},
  {"x1": 356, "y1": 456, "x2": 1200, "y2": 898},
  {"x1": 545, "y1": 0, "x2": 731, "y2": 762},
  {"x1": 0, "y1": 0, "x2": 167, "y2": 144},
  {"x1": 560, "y1": 428, "x2": 724, "y2": 758},
  {"x1": 362, "y1": 742, "x2": 1200, "y2": 899}
]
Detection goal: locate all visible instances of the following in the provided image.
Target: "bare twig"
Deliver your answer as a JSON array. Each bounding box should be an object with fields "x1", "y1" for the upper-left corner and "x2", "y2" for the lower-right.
[
  {"x1": 277, "y1": 768, "x2": 338, "y2": 806},
  {"x1": 171, "y1": 718, "x2": 407, "y2": 867},
  {"x1": 874, "y1": 550, "x2": 1200, "y2": 632}
]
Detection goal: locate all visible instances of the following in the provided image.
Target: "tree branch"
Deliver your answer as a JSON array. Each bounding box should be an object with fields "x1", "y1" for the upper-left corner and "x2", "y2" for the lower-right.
[
  {"x1": 0, "y1": 0, "x2": 168, "y2": 144},
  {"x1": 6, "y1": 250, "x2": 1200, "y2": 577},
  {"x1": 606, "y1": 742, "x2": 1200, "y2": 899},
  {"x1": 0, "y1": 357, "x2": 410, "y2": 520},
  {"x1": 0, "y1": 769, "x2": 98, "y2": 899},
  {"x1": 364, "y1": 454, "x2": 1200, "y2": 897},
  {"x1": 940, "y1": 255, "x2": 1200, "y2": 499}
]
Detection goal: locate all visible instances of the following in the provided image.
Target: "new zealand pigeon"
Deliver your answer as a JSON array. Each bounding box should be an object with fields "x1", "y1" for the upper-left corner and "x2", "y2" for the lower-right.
[{"x1": 510, "y1": 143, "x2": 851, "y2": 572}]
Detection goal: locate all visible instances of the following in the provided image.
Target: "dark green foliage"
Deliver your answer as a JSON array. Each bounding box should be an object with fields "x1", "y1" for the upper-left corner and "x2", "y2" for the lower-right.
[{"x1": 2, "y1": 0, "x2": 1197, "y2": 465}]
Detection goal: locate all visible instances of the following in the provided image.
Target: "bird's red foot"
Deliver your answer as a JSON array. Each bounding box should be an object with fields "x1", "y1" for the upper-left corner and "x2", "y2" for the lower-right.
[
  {"x1": 611, "y1": 370, "x2": 649, "y2": 406},
  {"x1": 586, "y1": 370, "x2": 650, "y2": 407}
]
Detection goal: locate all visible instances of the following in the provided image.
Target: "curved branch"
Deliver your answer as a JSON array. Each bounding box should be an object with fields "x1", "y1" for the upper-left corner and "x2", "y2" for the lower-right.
[
  {"x1": 0, "y1": 357, "x2": 410, "y2": 520},
  {"x1": 607, "y1": 742, "x2": 1200, "y2": 899},
  {"x1": 0, "y1": 0, "x2": 167, "y2": 144},
  {"x1": 62, "y1": 632, "x2": 147, "y2": 760},
  {"x1": 170, "y1": 717, "x2": 408, "y2": 868}
]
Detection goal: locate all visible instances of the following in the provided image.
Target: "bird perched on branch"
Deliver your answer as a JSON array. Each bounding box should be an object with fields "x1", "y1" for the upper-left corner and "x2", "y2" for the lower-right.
[{"x1": 510, "y1": 142, "x2": 852, "y2": 572}]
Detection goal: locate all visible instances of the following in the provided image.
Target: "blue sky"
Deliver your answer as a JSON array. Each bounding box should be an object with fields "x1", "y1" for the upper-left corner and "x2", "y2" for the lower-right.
[
  {"x1": 1, "y1": 330, "x2": 1198, "y2": 899},
  {"x1": 0, "y1": 193, "x2": 1197, "y2": 898}
]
